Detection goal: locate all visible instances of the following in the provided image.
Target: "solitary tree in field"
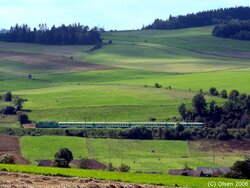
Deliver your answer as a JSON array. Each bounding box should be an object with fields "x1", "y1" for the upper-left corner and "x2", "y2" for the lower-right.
[{"x1": 54, "y1": 148, "x2": 73, "y2": 168}]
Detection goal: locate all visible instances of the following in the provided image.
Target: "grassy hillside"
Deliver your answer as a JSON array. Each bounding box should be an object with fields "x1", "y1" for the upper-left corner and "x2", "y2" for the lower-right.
[
  {"x1": 87, "y1": 27, "x2": 250, "y2": 73},
  {"x1": 0, "y1": 26, "x2": 249, "y2": 122},
  {"x1": 20, "y1": 136, "x2": 248, "y2": 173}
]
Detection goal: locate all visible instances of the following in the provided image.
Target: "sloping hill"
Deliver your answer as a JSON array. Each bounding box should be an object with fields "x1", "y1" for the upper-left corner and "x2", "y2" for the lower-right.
[
  {"x1": 0, "y1": 26, "x2": 249, "y2": 122},
  {"x1": 88, "y1": 27, "x2": 250, "y2": 73}
]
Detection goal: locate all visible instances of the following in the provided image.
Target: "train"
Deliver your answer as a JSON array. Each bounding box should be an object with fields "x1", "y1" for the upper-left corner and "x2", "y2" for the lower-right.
[{"x1": 35, "y1": 121, "x2": 204, "y2": 129}]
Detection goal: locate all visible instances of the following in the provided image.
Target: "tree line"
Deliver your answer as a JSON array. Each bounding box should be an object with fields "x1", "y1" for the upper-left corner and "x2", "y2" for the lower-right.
[
  {"x1": 212, "y1": 19, "x2": 250, "y2": 40},
  {"x1": 144, "y1": 7, "x2": 250, "y2": 30},
  {"x1": 2, "y1": 124, "x2": 250, "y2": 141},
  {"x1": 178, "y1": 88, "x2": 250, "y2": 130},
  {"x1": 0, "y1": 23, "x2": 102, "y2": 45}
]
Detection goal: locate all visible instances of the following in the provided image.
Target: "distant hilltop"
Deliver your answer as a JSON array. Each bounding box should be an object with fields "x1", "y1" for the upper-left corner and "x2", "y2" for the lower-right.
[{"x1": 144, "y1": 6, "x2": 250, "y2": 30}]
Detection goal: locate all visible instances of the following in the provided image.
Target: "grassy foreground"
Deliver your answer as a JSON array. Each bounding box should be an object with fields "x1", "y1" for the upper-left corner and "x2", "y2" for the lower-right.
[{"x1": 0, "y1": 164, "x2": 249, "y2": 188}]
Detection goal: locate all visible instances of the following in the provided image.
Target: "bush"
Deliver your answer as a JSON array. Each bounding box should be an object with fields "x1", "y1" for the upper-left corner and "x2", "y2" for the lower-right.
[
  {"x1": 118, "y1": 163, "x2": 130, "y2": 172},
  {"x1": 3, "y1": 92, "x2": 12, "y2": 102},
  {"x1": 154, "y1": 83, "x2": 162, "y2": 88},
  {"x1": 107, "y1": 163, "x2": 116, "y2": 171},
  {"x1": 18, "y1": 113, "x2": 30, "y2": 124},
  {"x1": 220, "y1": 89, "x2": 228, "y2": 98},
  {"x1": 225, "y1": 159, "x2": 250, "y2": 179},
  {"x1": 239, "y1": 93, "x2": 247, "y2": 101},
  {"x1": 15, "y1": 98, "x2": 24, "y2": 111},
  {"x1": 209, "y1": 87, "x2": 219, "y2": 96},
  {"x1": 91, "y1": 41, "x2": 102, "y2": 50},
  {"x1": 0, "y1": 154, "x2": 15, "y2": 164},
  {"x1": 149, "y1": 117, "x2": 156, "y2": 122},
  {"x1": 228, "y1": 89, "x2": 240, "y2": 101},
  {"x1": 176, "y1": 124, "x2": 185, "y2": 133},
  {"x1": 2, "y1": 106, "x2": 16, "y2": 115}
]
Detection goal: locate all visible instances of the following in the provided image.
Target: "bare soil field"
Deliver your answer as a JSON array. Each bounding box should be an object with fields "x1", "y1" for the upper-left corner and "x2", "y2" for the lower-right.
[
  {"x1": 0, "y1": 171, "x2": 168, "y2": 188},
  {"x1": 0, "y1": 51, "x2": 113, "y2": 72},
  {"x1": 189, "y1": 140, "x2": 250, "y2": 154},
  {"x1": 0, "y1": 135, "x2": 28, "y2": 164}
]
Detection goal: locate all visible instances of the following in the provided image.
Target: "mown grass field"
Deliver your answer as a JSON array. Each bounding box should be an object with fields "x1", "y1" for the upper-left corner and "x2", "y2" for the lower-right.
[
  {"x1": 0, "y1": 26, "x2": 250, "y2": 122},
  {"x1": 1, "y1": 164, "x2": 249, "y2": 188},
  {"x1": 20, "y1": 136, "x2": 249, "y2": 173}
]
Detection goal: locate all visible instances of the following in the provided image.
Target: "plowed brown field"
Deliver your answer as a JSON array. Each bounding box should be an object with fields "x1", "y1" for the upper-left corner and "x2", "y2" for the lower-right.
[
  {"x1": 0, "y1": 51, "x2": 113, "y2": 72},
  {"x1": 0, "y1": 135, "x2": 28, "y2": 164}
]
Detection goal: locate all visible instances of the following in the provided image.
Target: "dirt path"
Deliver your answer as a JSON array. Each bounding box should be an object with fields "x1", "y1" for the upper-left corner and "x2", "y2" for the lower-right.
[{"x1": 0, "y1": 171, "x2": 169, "y2": 188}]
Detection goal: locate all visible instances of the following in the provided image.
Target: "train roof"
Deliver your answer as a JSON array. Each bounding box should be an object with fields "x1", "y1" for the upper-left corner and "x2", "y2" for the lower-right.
[
  {"x1": 178, "y1": 122, "x2": 204, "y2": 124},
  {"x1": 58, "y1": 122, "x2": 174, "y2": 124},
  {"x1": 57, "y1": 122, "x2": 202, "y2": 124}
]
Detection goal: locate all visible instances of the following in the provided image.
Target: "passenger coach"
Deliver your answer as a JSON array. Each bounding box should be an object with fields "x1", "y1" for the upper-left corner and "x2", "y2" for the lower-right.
[{"x1": 35, "y1": 121, "x2": 203, "y2": 128}]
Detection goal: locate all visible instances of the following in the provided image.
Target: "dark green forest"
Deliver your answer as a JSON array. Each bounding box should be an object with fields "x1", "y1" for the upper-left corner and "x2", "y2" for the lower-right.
[
  {"x1": 212, "y1": 20, "x2": 250, "y2": 40},
  {"x1": 0, "y1": 23, "x2": 102, "y2": 45},
  {"x1": 144, "y1": 6, "x2": 250, "y2": 30}
]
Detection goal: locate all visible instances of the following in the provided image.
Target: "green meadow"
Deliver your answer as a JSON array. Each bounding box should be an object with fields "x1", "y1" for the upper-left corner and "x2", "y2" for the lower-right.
[
  {"x1": 0, "y1": 26, "x2": 250, "y2": 122},
  {"x1": 20, "y1": 136, "x2": 248, "y2": 173}
]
